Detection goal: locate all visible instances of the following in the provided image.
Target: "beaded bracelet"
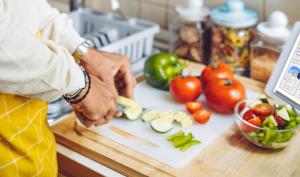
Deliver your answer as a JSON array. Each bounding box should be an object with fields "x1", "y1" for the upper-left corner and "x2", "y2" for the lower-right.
[{"x1": 63, "y1": 70, "x2": 91, "y2": 104}]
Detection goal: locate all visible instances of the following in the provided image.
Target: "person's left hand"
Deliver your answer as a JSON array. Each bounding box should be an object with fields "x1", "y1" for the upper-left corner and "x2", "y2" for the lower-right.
[{"x1": 80, "y1": 48, "x2": 136, "y2": 98}]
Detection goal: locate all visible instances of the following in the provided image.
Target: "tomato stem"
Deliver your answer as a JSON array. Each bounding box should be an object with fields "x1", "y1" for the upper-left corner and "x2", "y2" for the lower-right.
[
  {"x1": 224, "y1": 79, "x2": 233, "y2": 86},
  {"x1": 211, "y1": 62, "x2": 219, "y2": 70}
]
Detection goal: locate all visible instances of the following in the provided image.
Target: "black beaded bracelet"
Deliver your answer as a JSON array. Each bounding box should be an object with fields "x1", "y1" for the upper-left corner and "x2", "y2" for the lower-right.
[{"x1": 63, "y1": 70, "x2": 91, "y2": 104}]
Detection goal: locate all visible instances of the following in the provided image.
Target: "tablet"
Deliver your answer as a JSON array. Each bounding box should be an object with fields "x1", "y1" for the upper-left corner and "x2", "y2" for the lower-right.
[{"x1": 265, "y1": 22, "x2": 300, "y2": 110}]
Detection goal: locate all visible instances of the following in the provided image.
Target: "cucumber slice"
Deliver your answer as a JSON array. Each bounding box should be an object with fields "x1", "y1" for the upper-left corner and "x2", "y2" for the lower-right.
[
  {"x1": 173, "y1": 111, "x2": 193, "y2": 128},
  {"x1": 117, "y1": 96, "x2": 143, "y2": 120},
  {"x1": 150, "y1": 118, "x2": 173, "y2": 133},
  {"x1": 117, "y1": 96, "x2": 136, "y2": 107},
  {"x1": 286, "y1": 105, "x2": 297, "y2": 117},
  {"x1": 141, "y1": 109, "x2": 161, "y2": 122},
  {"x1": 123, "y1": 105, "x2": 143, "y2": 120},
  {"x1": 277, "y1": 107, "x2": 290, "y2": 121},
  {"x1": 263, "y1": 115, "x2": 278, "y2": 127},
  {"x1": 258, "y1": 94, "x2": 269, "y2": 103}
]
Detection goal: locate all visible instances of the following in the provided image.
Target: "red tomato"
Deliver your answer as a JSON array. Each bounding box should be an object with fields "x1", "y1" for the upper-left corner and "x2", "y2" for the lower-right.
[
  {"x1": 170, "y1": 76, "x2": 202, "y2": 103},
  {"x1": 274, "y1": 112, "x2": 287, "y2": 126},
  {"x1": 193, "y1": 110, "x2": 211, "y2": 124},
  {"x1": 201, "y1": 63, "x2": 234, "y2": 88},
  {"x1": 252, "y1": 103, "x2": 274, "y2": 116},
  {"x1": 242, "y1": 117, "x2": 261, "y2": 132},
  {"x1": 185, "y1": 102, "x2": 203, "y2": 114},
  {"x1": 243, "y1": 110, "x2": 256, "y2": 121},
  {"x1": 205, "y1": 79, "x2": 246, "y2": 114}
]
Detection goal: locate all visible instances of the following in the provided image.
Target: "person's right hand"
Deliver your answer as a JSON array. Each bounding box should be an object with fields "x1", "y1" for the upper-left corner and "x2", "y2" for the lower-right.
[{"x1": 72, "y1": 75, "x2": 117, "y2": 127}]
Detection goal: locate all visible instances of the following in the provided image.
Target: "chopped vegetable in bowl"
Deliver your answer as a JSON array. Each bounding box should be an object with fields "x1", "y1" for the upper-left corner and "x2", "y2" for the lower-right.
[{"x1": 234, "y1": 96, "x2": 300, "y2": 149}]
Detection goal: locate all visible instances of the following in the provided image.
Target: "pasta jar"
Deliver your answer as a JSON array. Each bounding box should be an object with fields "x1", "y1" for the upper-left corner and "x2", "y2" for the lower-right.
[
  {"x1": 250, "y1": 11, "x2": 291, "y2": 82},
  {"x1": 169, "y1": 0, "x2": 211, "y2": 64},
  {"x1": 211, "y1": 0, "x2": 258, "y2": 75}
]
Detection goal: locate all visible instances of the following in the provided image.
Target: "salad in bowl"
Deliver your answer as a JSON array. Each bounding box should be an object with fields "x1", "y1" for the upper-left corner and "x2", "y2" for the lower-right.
[{"x1": 234, "y1": 96, "x2": 300, "y2": 149}]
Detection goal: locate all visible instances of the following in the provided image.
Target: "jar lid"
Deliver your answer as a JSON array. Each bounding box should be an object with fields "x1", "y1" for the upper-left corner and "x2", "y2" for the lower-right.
[
  {"x1": 211, "y1": 0, "x2": 258, "y2": 28},
  {"x1": 175, "y1": 0, "x2": 210, "y2": 22},
  {"x1": 257, "y1": 11, "x2": 291, "y2": 42}
]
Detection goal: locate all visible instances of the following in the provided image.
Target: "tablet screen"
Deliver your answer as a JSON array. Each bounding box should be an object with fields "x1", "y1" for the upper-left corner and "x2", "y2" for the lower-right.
[{"x1": 274, "y1": 32, "x2": 300, "y2": 106}]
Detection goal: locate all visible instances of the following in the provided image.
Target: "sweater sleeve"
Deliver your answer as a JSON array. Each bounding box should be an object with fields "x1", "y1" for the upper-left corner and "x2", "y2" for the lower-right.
[
  {"x1": 0, "y1": 0, "x2": 85, "y2": 102},
  {"x1": 37, "y1": 0, "x2": 85, "y2": 54}
]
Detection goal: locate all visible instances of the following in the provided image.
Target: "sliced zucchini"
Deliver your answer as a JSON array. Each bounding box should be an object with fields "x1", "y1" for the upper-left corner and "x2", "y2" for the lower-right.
[
  {"x1": 141, "y1": 109, "x2": 161, "y2": 122},
  {"x1": 180, "y1": 118, "x2": 193, "y2": 128},
  {"x1": 159, "y1": 111, "x2": 174, "y2": 122},
  {"x1": 117, "y1": 96, "x2": 143, "y2": 120},
  {"x1": 277, "y1": 107, "x2": 290, "y2": 121},
  {"x1": 173, "y1": 111, "x2": 193, "y2": 128},
  {"x1": 124, "y1": 105, "x2": 143, "y2": 120},
  {"x1": 150, "y1": 118, "x2": 173, "y2": 133},
  {"x1": 117, "y1": 96, "x2": 136, "y2": 107}
]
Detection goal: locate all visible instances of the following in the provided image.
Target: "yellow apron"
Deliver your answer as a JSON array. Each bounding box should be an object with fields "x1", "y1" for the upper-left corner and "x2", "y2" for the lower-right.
[{"x1": 0, "y1": 31, "x2": 57, "y2": 177}]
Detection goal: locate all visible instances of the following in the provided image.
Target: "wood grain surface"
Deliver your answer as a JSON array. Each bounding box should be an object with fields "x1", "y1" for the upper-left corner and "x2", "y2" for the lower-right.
[{"x1": 52, "y1": 63, "x2": 300, "y2": 177}]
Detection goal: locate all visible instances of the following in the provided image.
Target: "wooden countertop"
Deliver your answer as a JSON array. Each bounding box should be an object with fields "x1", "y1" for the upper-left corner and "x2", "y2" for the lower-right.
[{"x1": 52, "y1": 63, "x2": 300, "y2": 177}]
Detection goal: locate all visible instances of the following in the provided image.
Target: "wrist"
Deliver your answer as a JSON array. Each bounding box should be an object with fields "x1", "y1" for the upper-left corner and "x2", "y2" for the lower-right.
[{"x1": 63, "y1": 70, "x2": 91, "y2": 104}]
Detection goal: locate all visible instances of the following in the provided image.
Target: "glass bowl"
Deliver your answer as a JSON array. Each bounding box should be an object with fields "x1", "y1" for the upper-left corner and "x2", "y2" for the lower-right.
[{"x1": 234, "y1": 99, "x2": 299, "y2": 149}]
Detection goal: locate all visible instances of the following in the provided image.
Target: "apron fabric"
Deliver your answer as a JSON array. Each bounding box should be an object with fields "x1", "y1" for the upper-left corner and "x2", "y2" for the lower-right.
[
  {"x1": 0, "y1": 31, "x2": 58, "y2": 177},
  {"x1": 0, "y1": 94, "x2": 57, "y2": 177}
]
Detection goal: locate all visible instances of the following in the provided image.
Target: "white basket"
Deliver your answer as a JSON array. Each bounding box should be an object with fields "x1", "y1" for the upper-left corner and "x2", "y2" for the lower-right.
[{"x1": 70, "y1": 9, "x2": 160, "y2": 63}]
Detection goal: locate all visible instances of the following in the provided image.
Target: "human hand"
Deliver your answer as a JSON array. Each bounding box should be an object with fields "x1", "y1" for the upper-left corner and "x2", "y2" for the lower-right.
[
  {"x1": 80, "y1": 49, "x2": 136, "y2": 98},
  {"x1": 72, "y1": 74, "x2": 117, "y2": 127}
]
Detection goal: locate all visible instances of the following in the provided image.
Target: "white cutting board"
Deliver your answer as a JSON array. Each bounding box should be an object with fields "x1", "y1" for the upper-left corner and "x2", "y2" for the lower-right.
[{"x1": 80, "y1": 81, "x2": 259, "y2": 168}]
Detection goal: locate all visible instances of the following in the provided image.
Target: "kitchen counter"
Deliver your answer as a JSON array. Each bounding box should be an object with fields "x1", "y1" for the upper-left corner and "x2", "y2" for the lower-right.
[{"x1": 51, "y1": 62, "x2": 300, "y2": 177}]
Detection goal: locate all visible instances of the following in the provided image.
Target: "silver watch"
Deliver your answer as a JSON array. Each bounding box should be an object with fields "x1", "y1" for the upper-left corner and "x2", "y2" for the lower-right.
[{"x1": 73, "y1": 40, "x2": 94, "y2": 62}]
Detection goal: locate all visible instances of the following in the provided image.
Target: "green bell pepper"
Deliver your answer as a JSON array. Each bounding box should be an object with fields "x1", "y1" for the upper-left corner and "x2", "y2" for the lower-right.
[{"x1": 144, "y1": 53, "x2": 188, "y2": 90}]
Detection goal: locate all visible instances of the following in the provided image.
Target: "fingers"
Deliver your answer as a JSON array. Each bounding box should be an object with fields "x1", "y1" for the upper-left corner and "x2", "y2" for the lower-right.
[
  {"x1": 74, "y1": 111, "x2": 95, "y2": 128},
  {"x1": 116, "y1": 64, "x2": 136, "y2": 98},
  {"x1": 104, "y1": 100, "x2": 117, "y2": 122}
]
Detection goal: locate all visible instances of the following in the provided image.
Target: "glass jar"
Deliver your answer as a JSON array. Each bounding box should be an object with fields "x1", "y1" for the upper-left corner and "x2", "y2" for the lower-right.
[
  {"x1": 169, "y1": 0, "x2": 210, "y2": 64},
  {"x1": 211, "y1": 0, "x2": 258, "y2": 75},
  {"x1": 250, "y1": 11, "x2": 291, "y2": 82}
]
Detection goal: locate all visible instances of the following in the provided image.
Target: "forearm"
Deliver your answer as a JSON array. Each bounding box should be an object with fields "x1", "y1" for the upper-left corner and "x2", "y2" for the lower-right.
[{"x1": 0, "y1": 1, "x2": 85, "y2": 101}]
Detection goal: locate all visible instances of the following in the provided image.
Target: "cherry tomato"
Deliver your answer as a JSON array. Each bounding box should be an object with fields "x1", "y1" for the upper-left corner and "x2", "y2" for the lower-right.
[
  {"x1": 274, "y1": 111, "x2": 287, "y2": 127},
  {"x1": 193, "y1": 110, "x2": 211, "y2": 124},
  {"x1": 170, "y1": 76, "x2": 202, "y2": 103},
  {"x1": 252, "y1": 103, "x2": 274, "y2": 116},
  {"x1": 185, "y1": 102, "x2": 203, "y2": 114},
  {"x1": 243, "y1": 110, "x2": 256, "y2": 121},
  {"x1": 201, "y1": 63, "x2": 234, "y2": 88},
  {"x1": 205, "y1": 79, "x2": 246, "y2": 114},
  {"x1": 242, "y1": 116, "x2": 261, "y2": 132}
]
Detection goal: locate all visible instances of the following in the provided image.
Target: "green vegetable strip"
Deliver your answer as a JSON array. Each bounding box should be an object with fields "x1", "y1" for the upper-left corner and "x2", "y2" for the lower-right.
[
  {"x1": 167, "y1": 131, "x2": 185, "y2": 141},
  {"x1": 172, "y1": 133, "x2": 193, "y2": 148},
  {"x1": 179, "y1": 140, "x2": 201, "y2": 152}
]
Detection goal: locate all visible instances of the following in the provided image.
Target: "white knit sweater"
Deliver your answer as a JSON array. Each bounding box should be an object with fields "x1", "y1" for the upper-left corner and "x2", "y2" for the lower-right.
[{"x1": 0, "y1": 0, "x2": 85, "y2": 101}]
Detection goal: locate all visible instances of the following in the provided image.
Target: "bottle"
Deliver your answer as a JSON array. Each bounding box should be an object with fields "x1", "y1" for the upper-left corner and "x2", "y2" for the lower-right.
[
  {"x1": 250, "y1": 11, "x2": 291, "y2": 82},
  {"x1": 211, "y1": 0, "x2": 258, "y2": 75},
  {"x1": 169, "y1": 0, "x2": 210, "y2": 64}
]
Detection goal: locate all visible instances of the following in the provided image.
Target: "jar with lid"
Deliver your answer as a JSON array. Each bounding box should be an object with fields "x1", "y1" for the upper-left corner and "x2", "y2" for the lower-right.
[
  {"x1": 211, "y1": 0, "x2": 258, "y2": 75},
  {"x1": 250, "y1": 11, "x2": 291, "y2": 82},
  {"x1": 169, "y1": 0, "x2": 211, "y2": 64}
]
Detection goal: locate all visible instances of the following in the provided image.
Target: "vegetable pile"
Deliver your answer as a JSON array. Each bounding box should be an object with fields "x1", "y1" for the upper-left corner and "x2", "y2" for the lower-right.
[
  {"x1": 239, "y1": 97, "x2": 300, "y2": 148},
  {"x1": 167, "y1": 131, "x2": 201, "y2": 152}
]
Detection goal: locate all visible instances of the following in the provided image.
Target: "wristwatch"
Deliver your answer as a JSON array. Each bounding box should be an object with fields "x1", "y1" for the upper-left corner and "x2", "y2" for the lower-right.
[{"x1": 73, "y1": 40, "x2": 94, "y2": 63}]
